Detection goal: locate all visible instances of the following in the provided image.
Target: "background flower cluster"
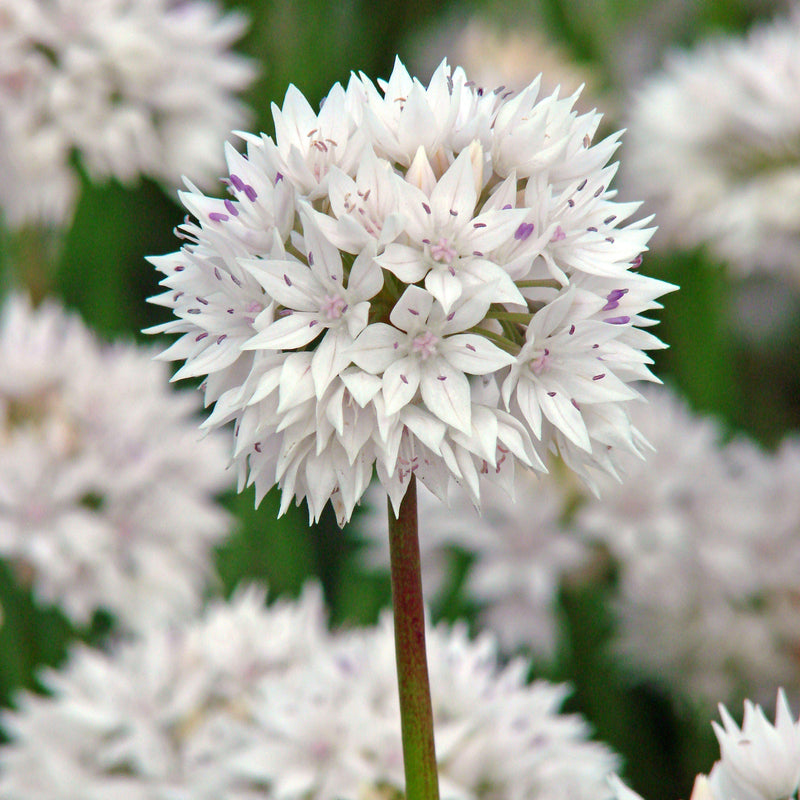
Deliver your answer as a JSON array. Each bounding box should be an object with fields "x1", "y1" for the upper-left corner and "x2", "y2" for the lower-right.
[{"x1": 1, "y1": 1, "x2": 800, "y2": 800}]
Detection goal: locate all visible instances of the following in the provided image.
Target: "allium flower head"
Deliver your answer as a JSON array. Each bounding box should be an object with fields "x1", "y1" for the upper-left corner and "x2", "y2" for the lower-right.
[
  {"x1": 0, "y1": 293, "x2": 232, "y2": 632},
  {"x1": 623, "y1": 12, "x2": 800, "y2": 278},
  {"x1": 0, "y1": 584, "x2": 620, "y2": 800},
  {"x1": 149, "y1": 57, "x2": 674, "y2": 525},
  {"x1": 610, "y1": 691, "x2": 800, "y2": 800},
  {"x1": 0, "y1": 0, "x2": 256, "y2": 227}
]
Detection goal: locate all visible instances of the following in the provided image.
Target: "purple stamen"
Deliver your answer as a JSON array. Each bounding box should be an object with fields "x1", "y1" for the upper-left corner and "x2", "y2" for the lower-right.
[
  {"x1": 568, "y1": 325, "x2": 575, "y2": 335},
  {"x1": 422, "y1": 202, "x2": 431, "y2": 214},
  {"x1": 243, "y1": 185, "x2": 258, "y2": 202},
  {"x1": 196, "y1": 296, "x2": 208, "y2": 305},
  {"x1": 209, "y1": 212, "x2": 229, "y2": 222},
  {"x1": 216, "y1": 335, "x2": 227, "y2": 344},
  {"x1": 514, "y1": 222, "x2": 535, "y2": 241},
  {"x1": 223, "y1": 199, "x2": 239, "y2": 216},
  {"x1": 605, "y1": 316, "x2": 631, "y2": 325},
  {"x1": 195, "y1": 332, "x2": 208, "y2": 341},
  {"x1": 473, "y1": 222, "x2": 486, "y2": 229},
  {"x1": 174, "y1": 265, "x2": 185, "y2": 272},
  {"x1": 449, "y1": 209, "x2": 458, "y2": 216},
  {"x1": 284, "y1": 274, "x2": 292, "y2": 286},
  {"x1": 437, "y1": 375, "x2": 447, "y2": 381},
  {"x1": 593, "y1": 373, "x2": 605, "y2": 381},
  {"x1": 229, "y1": 174, "x2": 245, "y2": 191},
  {"x1": 466, "y1": 343, "x2": 476, "y2": 352},
  {"x1": 547, "y1": 391, "x2": 556, "y2": 397},
  {"x1": 400, "y1": 374, "x2": 408, "y2": 384}
]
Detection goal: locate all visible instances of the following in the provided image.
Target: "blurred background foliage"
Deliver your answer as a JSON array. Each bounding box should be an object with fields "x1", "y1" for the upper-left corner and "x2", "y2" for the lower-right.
[{"x1": 1, "y1": 1, "x2": 799, "y2": 799}]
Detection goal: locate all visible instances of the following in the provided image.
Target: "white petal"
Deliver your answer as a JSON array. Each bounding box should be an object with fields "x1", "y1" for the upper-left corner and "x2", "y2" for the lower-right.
[
  {"x1": 538, "y1": 384, "x2": 591, "y2": 451},
  {"x1": 444, "y1": 334, "x2": 515, "y2": 374},
  {"x1": 389, "y1": 284, "x2": 435, "y2": 331},
  {"x1": 376, "y1": 244, "x2": 429, "y2": 284},
  {"x1": 240, "y1": 258, "x2": 319, "y2": 311},
  {"x1": 340, "y1": 368, "x2": 383, "y2": 406},
  {"x1": 382, "y1": 357, "x2": 421, "y2": 415},
  {"x1": 244, "y1": 312, "x2": 321, "y2": 351},
  {"x1": 349, "y1": 323, "x2": 404, "y2": 373},
  {"x1": 311, "y1": 328, "x2": 352, "y2": 397},
  {"x1": 420, "y1": 360, "x2": 471, "y2": 434},
  {"x1": 424, "y1": 269, "x2": 463, "y2": 314},
  {"x1": 429, "y1": 148, "x2": 477, "y2": 227}
]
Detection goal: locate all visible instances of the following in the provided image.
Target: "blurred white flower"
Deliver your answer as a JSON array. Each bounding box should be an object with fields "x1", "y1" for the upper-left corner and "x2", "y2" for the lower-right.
[
  {"x1": 580, "y1": 387, "x2": 800, "y2": 709},
  {"x1": 149, "y1": 57, "x2": 673, "y2": 526},
  {"x1": 0, "y1": 0, "x2": 256, "y2": 228},
  {"x1": 623, "y1": 11, "x2": 800, "y2": 279},
  {"x1": 0, "y1": 584, "x2": 620, "y2": 800},
  {"x1": 0, "y1": 293, "x2": 233, "y2": 632}
]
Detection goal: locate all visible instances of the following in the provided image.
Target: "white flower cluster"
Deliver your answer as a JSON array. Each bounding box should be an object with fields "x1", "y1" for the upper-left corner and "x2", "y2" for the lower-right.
[
  {"x1": 582, "y1": 389, "x2": 800, "y2": 709},
  {"x1": 360, "y1": 385, "x2": 800, "y2": 705},
  {"x1": 0, "y1": 584, "x2": 620, "y2": 800},
  {"x1": 0, "y1": 0, "x2": 255, "y2": 227},
  {"x1": 622, "y1": 11, "x2": 800, "y2": 279},
  {"x1": 149, "y1": 57, "x2": 673, "y2": 525},
  {"x1": 612, "y1": 690, "x2": 800, "y2": 800},
  {"x1": 358, "y1": 467, "x2": 589, "y2": 658},
  {"x1": 0, "y1": 294, "x2": 233, "y2": 632}
]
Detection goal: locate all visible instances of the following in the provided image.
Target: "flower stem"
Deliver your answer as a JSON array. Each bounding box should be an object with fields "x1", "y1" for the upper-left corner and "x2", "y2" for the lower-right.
[{"x1": 387, "y1": 476, "x2": 440, "y2": 800}]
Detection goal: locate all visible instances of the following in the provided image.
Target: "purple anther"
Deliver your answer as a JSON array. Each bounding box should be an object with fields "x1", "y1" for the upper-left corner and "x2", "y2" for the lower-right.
[
  {"x1": 231, "y1": 274, "x2": 242, "y2": 286},
  {"x1": 214, "y1": 267, "x2": 222, "y2": 280},
  {"x1": 593, "y1": 373, "x2": 605, "y2": 381},
  {"x1": 568, "y1": 325, "x2": 575, "y2": 335},
  {"x1": 594, "y1": 185, "x2": 604, "y2": 197},
  {"x1": 254, "y1": 442, "x2": 262, "y2": 453},
  {"x1": 568, "y1": 199, "x2": 575, "y2": 207},
  {"x1": 449, "y1": 209, "x2": 458, "y2": 216},
  {"x1": 502, "y1": 204, "x2": 513, "y2": 210},
  {"x1": 514, "y1": 222, "x2": 535, "y2": 241},
  {"x1": 216, "y1": 335, "x2": 227, "y2": 344},
  {"x1": 472, "y1": 250, "x2": 484, "y2": 257},
  {"x1": 466, "y1": 343, "x2": 476, "y2": 352},
  {"x1": 607, "y1": 288, "x2": 628, "y2": 303},
  {"x1": 195, "y1": 332, "x2": 208, "y2": 341},
  {"x1": 408, "y1": 308, "x2": 419, "y2": 316},
  {"x1": 605, "y1": 316, "x2": 631, "y2": 325},
  {"x1": 422, "y1": 238, "x2": 431, "y2": 244},
  {"x1": 572, "y1": 399, "x2": 581, "y2": 410},
  {"x1": 631, "y1": 255, "x2": 643, "y2": 269},
  {"x1": 187, "y1": 308, "x2": 201, "y2": 315},
  {"x1": 284, "y1": 274, "x2": 292, "y2": 286},
  {"x1": 400, "y1": 374, "x2": 408, "y2": 384},
  {"x1": 393, "y1": 341, "x2": 399, "y2": 349},
  {"x1": 422, "y1": 202, "x2": 432, "y2": 214},
  {"x1": 437, "y1": 375, "x2": 447, "y2": 381},
  {"x1": 473, "y1": 222, "x2": 486, "y2": 229},
  {"x1": 577, "y1": 179, "x2": 587, "y2": 191},
  {"x1": 547, "y1": 391, "x2": 556, "y2": 397},
  {"x1": 196, "y1": 296, "x2": 208, "y2": 305},
  {"x1": 229, "y1": 174, "x2": 246, "y2": 191},
  {"x1": 275, "y1": 172, "x2": 284, "y2": 183},
  {"x1": 587, "y1": 226, "x2": 597, "y2": 232},
  {"x1": 227, "y1": 308, "x2": 235, "y2": 314},
  {"x1": 308, "y1": 252, "x2": 314, "y2": 265},
  {"x1": 309, "y1": 320, "x2": 318, "y2": 327},
  {"x1": 604, "y1": 215, "x2": 617, "y2": 225},
  {"x1": 209, "y1": 212, "x2": 229, "y2": 222},
  {"x1": 174, "y1": 265, "x2": 185, "y2": 272},
  {"x1": 243, "y1": 185, "x2": 258, "y2": 202},
  {"x1": 446, "y1": 312, "x2": 455, "y2": 321},
  {"x1": 605, "y1": 236, "x2": 615, "y2": 243}
]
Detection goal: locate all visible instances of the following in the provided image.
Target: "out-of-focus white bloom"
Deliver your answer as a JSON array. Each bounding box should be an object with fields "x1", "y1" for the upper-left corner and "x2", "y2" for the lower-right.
[
  {"x1": 0, "y1": 0, "x2": 255, "y2": 228},
  {"x1": 610, "y1": 692, "x2": 800, "y2": 800},
  {"x1": 580, "y1": 387, "x2": 800, "y2": 709},
  {"x1": 623, "y1": 12, "x2": 800, "y2": 279},
  {"x1": 0, "y1": 293, "x2": 233, "y2": 632},
  {"x1": 358, "y1": 467, "x2": 589, "y2": 658},
  {"x1": 0, "y1": 584, "x2": 620, "y2": 800},
  {"x1": 149, "y1": 57, "x2": 674, "y2": 526},
  {"x1": 408, "y1": 16, "x2": 604, "y2": 117}
]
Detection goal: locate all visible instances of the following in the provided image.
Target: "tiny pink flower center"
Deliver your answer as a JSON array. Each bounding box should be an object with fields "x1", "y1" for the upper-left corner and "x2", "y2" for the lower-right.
[
  {"x1": 321, "y1": 294, "x2": 347, "y2": 320},
  {"x1": 530, "y1": 348, "x2": 550, "y2": 375},
  {"x1": 411, "y1": 330, "x2": 439, "y2": 359},
  {"x1": 429, "y1": 237, "x2": 457, "y2": 264}
]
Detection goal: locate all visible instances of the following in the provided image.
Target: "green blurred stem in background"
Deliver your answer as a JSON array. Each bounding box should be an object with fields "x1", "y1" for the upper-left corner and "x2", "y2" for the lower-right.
[
  {"x1": 1, "y1": 225, "x2": 66, "y2": 304},
  {"x1": 387, "y1": 477, "x2": 440, "y2": 800}
]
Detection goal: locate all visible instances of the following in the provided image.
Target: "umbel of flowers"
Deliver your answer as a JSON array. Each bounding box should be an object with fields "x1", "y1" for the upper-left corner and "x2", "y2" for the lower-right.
[{"x1": 149, "y1": 57, "x2": 674, "y2": 525}]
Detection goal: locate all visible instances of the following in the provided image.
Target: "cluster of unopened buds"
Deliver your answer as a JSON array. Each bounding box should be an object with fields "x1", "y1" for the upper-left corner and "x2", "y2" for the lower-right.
[{"x1": 150, "y1": 58, "x2": 675, "y2": 524}]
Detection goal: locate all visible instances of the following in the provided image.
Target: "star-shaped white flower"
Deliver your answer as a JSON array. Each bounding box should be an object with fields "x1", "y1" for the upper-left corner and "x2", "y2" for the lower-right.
[
  {"x1": 242, "y1": 210, "x2": 383, "y2": 397},
  {"x1": 349, "y1": 284, "x2": 514, "y2": 434},
  {"x1": 378, "y1": 147, "x2": 527, "y2": 312}
]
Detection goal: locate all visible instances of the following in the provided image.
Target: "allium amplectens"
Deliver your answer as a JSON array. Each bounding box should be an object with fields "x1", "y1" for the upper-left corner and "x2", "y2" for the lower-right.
[
  {"x1": 0, "y1": 0, "x2": 255, "y2": 227},
  {"x1": 0, "y1": 294, "x2": 232, "y2": 632},
  {"x1": 0, "y1": 585, "x2": 620, "y2": 800},
  {"x1": 149, "y1": 58, "x2": 674, "y2": 524}
]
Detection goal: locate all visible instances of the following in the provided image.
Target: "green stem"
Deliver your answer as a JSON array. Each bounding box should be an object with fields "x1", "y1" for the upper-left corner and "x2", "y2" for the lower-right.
[
  {"x1": 387, "y1": 477, "x2": 440, "y2": 800},
  {"x1": 468, "y1": 326, "x2": 519, "y2": 354},
  {"x1": 485, "y1": 310, "x2": 532, "y2": 325}
]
